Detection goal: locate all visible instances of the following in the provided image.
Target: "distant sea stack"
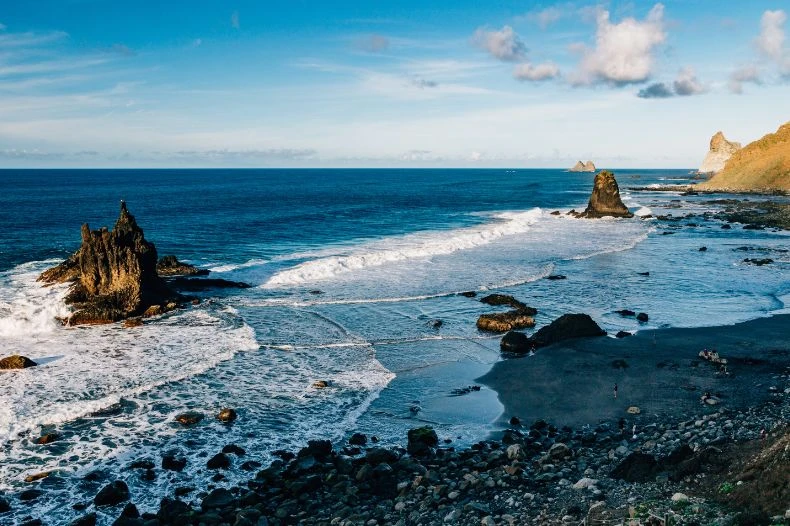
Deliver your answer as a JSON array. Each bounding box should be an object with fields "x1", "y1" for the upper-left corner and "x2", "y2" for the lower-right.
[
  {"x1": 580, "y1": 170, "x2": 633, "y2": 218},
  {"x1": 569, "y1": 160, "x2": 596, "y2": 173},
  {"x1": 698, "y1": 121, "x2": 790, "y2": 193},
  {"x1": 38, "y1": 201, "x2": 182, "y2": 325},
  {"x1": 698, "y1": 132, "x2": 741, "y2": 175}
]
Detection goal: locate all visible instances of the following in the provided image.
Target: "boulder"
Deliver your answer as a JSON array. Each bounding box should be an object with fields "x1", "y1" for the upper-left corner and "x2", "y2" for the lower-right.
[
  {"x1": 528, "y1": 314, "x2": 606, "y2": 348},
  {"x1": 38, "y1": 201, "x2": 182, "y2": 325},
  {"x1": 349, "y1": 433, "x2": 367, "y2": 446},
  {"x1": 206, "y1": 453, "x2": 231, "y2": 470},
  {"x1": 174, "y1": 411, "x2": 203, "y2": 426},
  {"x1": 161, "y1": 454, "x2": 187, "y2": 472},
  {"x1": 216, "y1": 408, "x2": 237, "y2": 424},
  {"x1": 70, "y1": 513, "x2": 97, "y2": 526},
  {"x1": 0, "y1": 496, "x2": 10, "y2": 513},
  {"x1": 201, "y1": 488, "x2": 235, "y2": 511},
  {"x1": 479, "y1": 294, "x2": 536, "y2": 314},
  {"x1": 156, "y1": 255, "x2": 208, "y2": 277},
  {"x1": 579, "y1": 171, "x2": 633, "y2": 218},
  {"x1": 94, "y1": 480, "x2": 130, "y2": 507},
  {"x1": 500, "y1": 331, "x2": 531, "y2": 353},
  {"x1": 476, "y1": 312, "x2": 535, "y2": 332},
  {"x1": 35, "y1": 433, "x2": 59, "y2": 445},
  {"x1": 636, "y1": 312, "x2": 649, "y2": 322},
  {"x1": 611, "y1": 452, "x2": 658, "y2": 482},
  {"x1": 0, "y1": 355, "x2": 37, "y2": 369},
  {"x1": 407, "y1": 426, "x2": 438, "y2": 456}
]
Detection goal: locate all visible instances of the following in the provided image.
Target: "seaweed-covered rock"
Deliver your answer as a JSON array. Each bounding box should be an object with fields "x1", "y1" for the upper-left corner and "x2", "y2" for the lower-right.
[
  {"x1": 156, "y1": 255, "x2": 209, "y2": 277},
  {"x1": 0, "y1": 355, "x2": 37, "y2": 369},
  {"x1": 407, "y1": 426, "x2": 438, "y2": 456},
  {"x1": 477, "y1": 312, "x2": 535, "y2": 332}
]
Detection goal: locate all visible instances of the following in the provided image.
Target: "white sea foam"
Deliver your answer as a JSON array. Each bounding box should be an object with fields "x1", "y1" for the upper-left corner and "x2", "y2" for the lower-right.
[
  {"x1": 209, "y1": 258, "x2": 269, "y2": 273},
  {"x1": 263, "y1": 209, "x2": 544, "y2": 288}
]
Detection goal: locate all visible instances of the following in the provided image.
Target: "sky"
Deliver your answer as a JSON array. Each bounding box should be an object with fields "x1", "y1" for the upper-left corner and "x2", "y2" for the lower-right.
[{"x1": 0, "y1": 0, "x2": 789, "y2": 168}]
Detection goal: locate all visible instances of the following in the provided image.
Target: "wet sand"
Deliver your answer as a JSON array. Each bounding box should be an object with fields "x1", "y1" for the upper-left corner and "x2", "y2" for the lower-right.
[{"x1": 478, "y1": 314, "x2": 790, "y2": 429}]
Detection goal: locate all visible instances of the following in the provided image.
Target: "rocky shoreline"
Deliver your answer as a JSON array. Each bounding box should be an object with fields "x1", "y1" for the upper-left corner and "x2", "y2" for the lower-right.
[{"x1": 38, "y1": 363, "x2": 788, "y2": 526}]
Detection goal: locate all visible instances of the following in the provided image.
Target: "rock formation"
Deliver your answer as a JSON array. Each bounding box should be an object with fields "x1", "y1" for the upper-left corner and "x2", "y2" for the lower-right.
[
  {"x1": 569, "y1": 160, "x2": 596, "y2": 173},
  {"x1": 698, "y1": 132, "x2": 741, "y2": 175},
  {"x1": 156, "y1": 255, "x2": 209, "y2": 277},
  {"x1": 0, "y1": 355, "x2": 38, "y2": 369},
  {"x1": 579, "y1": 171, "x2": 633, "y2": 218},
  {"x1": 698, "y1": 121, "x2": 790, "y2": 193},
  {"x1": 38, "y1": 201, "x2": 182, "y2": 325},
  {"x1": 477, "y1": 312, "x2": 535, "y2": 332}
]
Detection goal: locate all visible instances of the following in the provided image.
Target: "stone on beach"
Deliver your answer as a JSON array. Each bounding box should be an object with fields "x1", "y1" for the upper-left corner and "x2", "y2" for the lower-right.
[
  {"x1": 216, "y1": 408, "x2": 237, "y2": 423},
  {"x1": 527, "y1": 313, "x2": 606, "y2": 348},
  {"x1": 93, "y1": 480, "x2": 130, "y2": 507}
]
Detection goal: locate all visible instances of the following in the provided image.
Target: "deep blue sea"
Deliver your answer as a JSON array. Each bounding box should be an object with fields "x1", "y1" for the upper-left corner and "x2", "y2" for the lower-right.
[{"x1": 0, "y1": 169, "x2": 788, "y2": 524}]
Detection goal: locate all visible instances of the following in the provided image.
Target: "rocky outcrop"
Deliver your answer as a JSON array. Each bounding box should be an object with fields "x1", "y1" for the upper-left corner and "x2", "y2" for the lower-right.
[
  {"x1": 699, "y1": 121, "x2": 790, "y2": 193},
  {"x1": 38, "y1": 201, "x2": 182, "y2": 325},
  {"x1": 698, "y1": 132, "x2": 741, "y2": 175},
  {"x1": 526, "y1": 313, "x2": 606, "y2": 348},
  {"x1": 569, "y1": 160, "x2": 596, "y2": 173},
  {"x1": 579, "y1": 171, "x2": 633, "y2": 218},
  {"x1": 477, "y1": 312, "x2": 535, "y2": 332},
  {"x1": 0, "y1": 355, "x2": 38, "y2": 369},
  {"x1": 479, "y1": 294, "x2": 536, "y2": 314},
  {"x1": 156, "y1": 255, "x2": 209, "y2": 277}
]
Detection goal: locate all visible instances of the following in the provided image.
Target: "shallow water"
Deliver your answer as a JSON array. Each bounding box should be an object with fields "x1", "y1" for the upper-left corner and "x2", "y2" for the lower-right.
[{"x1": 0, "y1": 169, "x2": 788, "y2": 524}]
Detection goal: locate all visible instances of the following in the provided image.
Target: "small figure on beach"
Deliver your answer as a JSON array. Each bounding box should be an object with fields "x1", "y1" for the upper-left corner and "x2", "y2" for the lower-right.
[
  {"x1": 760, "y1": 428, "x2": 767, "y2": 440},
  {"x1": 631, "y1": 424, "x2": 637, "y2": 440},
  {"x1": 618, "y1": 418, "x2": 626, "y2": 435},
  {"x1": 613, "y1": 383, "x2": 618, "y2": 399},
  {"x1": 701, "y1": 391, "x2": 711, "y2": 404}
]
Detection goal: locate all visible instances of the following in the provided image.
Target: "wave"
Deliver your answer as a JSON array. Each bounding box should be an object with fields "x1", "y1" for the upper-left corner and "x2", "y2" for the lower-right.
[
  {"x1": 263, "y1": 209, "x2": 544, "y2": 288},
  {"x1": 208, "y1": 258, "x2": 270, "y2": 273}
]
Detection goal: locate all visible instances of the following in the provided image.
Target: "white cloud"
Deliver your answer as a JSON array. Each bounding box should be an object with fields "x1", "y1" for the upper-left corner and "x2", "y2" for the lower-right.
[
  {"x1": 192, "y1": 38, "x2": 203, "y2": 48},
  {"x1": 756, "y1": 10, "x2": 786, "y2": 60},
  {"x1": 513, "y1": 61, "x2": 560, "y2": 81},
  {"x1": 472, "y1": 25, "x2": 527, "y2": 62},
  {"x1": 728, "y1": 64, "x2": 762, "y2": 94},
  {"x1": 571, "y1": 3, "x2": 666, "y2": 86},
  {"x1": 673, "y1": 67, "x2": 705, "y2": 96},
  {"x1": 231, "y1": 11, "x2": 240, "y2": 29}
]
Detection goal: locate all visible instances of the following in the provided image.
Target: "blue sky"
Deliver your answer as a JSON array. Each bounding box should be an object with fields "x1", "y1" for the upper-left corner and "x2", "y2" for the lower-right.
[{"x1": 0, "y1": 0, "x2": 788, "y2": 168}]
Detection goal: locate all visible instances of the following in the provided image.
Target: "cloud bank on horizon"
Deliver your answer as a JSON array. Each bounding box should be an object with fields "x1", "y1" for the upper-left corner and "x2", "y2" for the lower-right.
[{"x1": 0, "y1": 0, "x2": 789, "y2": 168}]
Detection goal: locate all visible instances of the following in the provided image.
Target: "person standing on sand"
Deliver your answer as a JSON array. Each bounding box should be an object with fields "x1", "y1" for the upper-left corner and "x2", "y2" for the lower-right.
[
  {"x1": 632, "y1": 424, "x2": 637, "y2": 440},
  {"x1": 613, "y1": 383, "x2": 618, "y2": 399}
]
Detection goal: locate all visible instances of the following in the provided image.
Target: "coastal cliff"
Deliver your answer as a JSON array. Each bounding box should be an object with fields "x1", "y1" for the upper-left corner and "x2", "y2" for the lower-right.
[
  {"x1": 698, "y1": 121, "x2": 790, "y2": 193},
  {"x1": 38, "y1": 202, "x2": 182, "y2": 325},
  {"x1": 569, "y1": 160, "x2": 596, "y2": 172},
  {"x1": 698, "y1": 132, "x2": 741, "y2": 174}
]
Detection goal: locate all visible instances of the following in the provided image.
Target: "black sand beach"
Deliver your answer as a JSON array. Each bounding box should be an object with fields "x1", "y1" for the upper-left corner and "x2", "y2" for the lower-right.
[{"x1": 480, "y1": 314, "x2": 790, "y2": 429}]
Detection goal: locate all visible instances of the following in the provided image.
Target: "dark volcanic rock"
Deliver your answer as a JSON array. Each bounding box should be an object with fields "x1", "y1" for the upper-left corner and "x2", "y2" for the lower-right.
[
  {"x1": 479, "y1": 294, "x2": 536, "y2": 314},
  {"x1": 174, "y1": 411, "x2": 203, "y2": 426},
  {"x1": 744, "y1": 258, "x2": 773, "y2": 266},
  {"x1": 38, "y1": 201, "x2": 181, "y2": 325},
  {"x1": 70, "y1": 513, "x2": 96, "y2": 526},
  {"x1": 407, "y1": 426, "x2": 438, "y2": 456},
  {"x1": 546, "y1": 274, "x2": 567, "y2": 280},
  {"x1": 580, "y1": 171, "x2": 633, "y2": 218},
  {"x1": 615, "y1": 309, "x2": 636, "y2": 317},
  {"x1": 611, "y1": 452, "x2": 658, "y2": 482},
  {"x1": 615, "y1": 331, "x2": 632, "y2": 338},
  {"x1": 500, "y1": 331, "x2": 531, "y2": 353},
  {"x1": 206, "y1": 453, "x2": 231, "y2": 470},
  {"x1": 0, "y1": 355, "x2": 37, "y2": 369},
  {"x1": 528, "y1": 314, "x2": 606, "y2": 348},
  {"x1": 161, "y1": 454, "x2": 187, "y2": 472},
  {"x1": 349, "y1": 433, "x2": 367, "y2": 446},
  {"x1": 477, "y1": 311, "x2": 535, "y2": 332},
  {"x1": 636, "y1": 312, "x2": 649, "y2": 322},
  {"x1": 458, "y1": 291, "x2": 477, "y2": 298},
  {"x1": 201, "y1": 488, "x2": 235, "y2": 511},
  {"x1": 166, "y1": 277, "x2": 251, "y2": 291},
  {"x1": 0, "y1": 496, "x2": 10, "y2": 513},
  {"x1": 156, "y1": 255, "x2": 208, "y2": 277},
  {"x1": 35, "y1": 433, "x2": 59, "y2": 445},
  {"x1": 94, "y1": 480, "x2": 130, "y2": 507},
  {"x1": 216, "y1": 408, "x2": 237, "y2": 424}
]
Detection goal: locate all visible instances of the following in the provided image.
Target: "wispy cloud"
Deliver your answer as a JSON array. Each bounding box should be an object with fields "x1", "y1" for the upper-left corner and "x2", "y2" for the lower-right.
[
  {"x1": 728, "y1": 64, "x2": 762, "y2": 94},
  {"x1": 471, "y1": 25, "x2": 527, "y2": 62},
  {"x1": 756, "y1": 10, "x2": 786, "y2": 60},
  {"x1": 354, "y1": 34, "x2": 390, "y2": 53},
  {"x1": 231, "y1": 11, "x2": 240, "y2": 30},
  {"x1": 513, "y1": 62, "x2": 560, "y2": 81}
]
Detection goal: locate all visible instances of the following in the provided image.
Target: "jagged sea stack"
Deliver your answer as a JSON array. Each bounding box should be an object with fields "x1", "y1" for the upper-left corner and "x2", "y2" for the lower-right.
[
  {"x1": 580, "y1": 170, "x2": 633, "y2": 218},
  {"x1": 38, "y1": 201, "x2": 181, "y2": 325}
]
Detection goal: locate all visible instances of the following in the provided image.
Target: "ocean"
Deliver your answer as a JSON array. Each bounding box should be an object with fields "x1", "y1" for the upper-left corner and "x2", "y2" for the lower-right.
[{"x1": 0, "y1": 168, "x2": 788, "y2": 524}]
